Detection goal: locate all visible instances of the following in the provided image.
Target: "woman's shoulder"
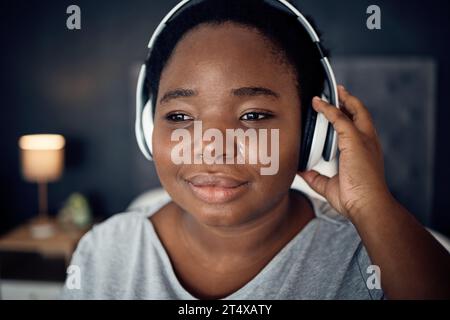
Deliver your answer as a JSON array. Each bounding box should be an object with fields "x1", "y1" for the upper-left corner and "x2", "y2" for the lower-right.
[
  {"x1": 83, "y1": 211, "x2": 148, "y2": 246},
  {"x1": 288, "y1": 194, "x2": 385, "y2": 299},
  {"x1": 82, "y1": 190, "x2": 172, "y2": 244},
  {"x1": 302, "y1": 195, "x2": 365, "y2": 256},
  {"x1": 61, "y1": 201, "x2": 173, "y2": 299},
  {"x1": 66, "y1": 192, "x2": 172, "y2": 274},
  {"x1": 77, "y1": 210, "x2": 166, "y2": 256}
]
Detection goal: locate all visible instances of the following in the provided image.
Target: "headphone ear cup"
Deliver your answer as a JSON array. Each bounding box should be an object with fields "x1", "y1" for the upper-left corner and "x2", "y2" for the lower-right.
[
  {"x1": 142, "y1": 100, "x2": 155, "y2": 159},
  {"x1": 299, "y1": 104, "x2": 317, "y2": 171},
  {"x1": 307, "y1": 111, "x2": 329, "y2": 170},
  {"x1": 135, "y1": 64, "x2": 156, "y2": 161}
]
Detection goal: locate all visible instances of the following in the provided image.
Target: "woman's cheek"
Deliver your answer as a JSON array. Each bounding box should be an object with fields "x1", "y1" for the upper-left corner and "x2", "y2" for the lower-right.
[
  {"x1": 275, "y1": 127, "x2": 301, "y2": 184},
  {"x1": 152, "y1": 126, "x2": 177, "y2": 175},
  {"x1": 153, "y1": 125, "x2": 172, "y2": 155}
]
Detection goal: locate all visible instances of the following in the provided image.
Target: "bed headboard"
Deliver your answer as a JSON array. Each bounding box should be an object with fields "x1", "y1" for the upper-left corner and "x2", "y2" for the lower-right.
[{"x1": 333, "y1": 57, "x2": 436, "y2": 224}]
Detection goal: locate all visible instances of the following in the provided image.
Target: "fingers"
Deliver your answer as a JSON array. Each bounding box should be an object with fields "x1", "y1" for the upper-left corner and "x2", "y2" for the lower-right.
[
  {"x1": 299, "y1": 170, "x2": 329, "y2": 197},
  {"x1": 312, "y1": 86, "x2": 380, "y2": 145},
  {"x1": 337, "y1": 85, "x2": 377, "y2": 138},
  {"x1": 312, "y1": 96, "x2": 359, "y2": 139}
]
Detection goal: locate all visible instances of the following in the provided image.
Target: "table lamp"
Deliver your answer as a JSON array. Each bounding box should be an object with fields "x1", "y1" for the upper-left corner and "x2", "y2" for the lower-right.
[{"x1": 19, "y1": 134, "x2": 65, "y2": 238}]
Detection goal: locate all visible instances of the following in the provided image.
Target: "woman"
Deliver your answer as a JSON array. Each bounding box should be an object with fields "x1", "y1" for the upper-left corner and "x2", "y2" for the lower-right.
[{"x1": 62, "y1": 0, "x2": 450, "y2": 299}]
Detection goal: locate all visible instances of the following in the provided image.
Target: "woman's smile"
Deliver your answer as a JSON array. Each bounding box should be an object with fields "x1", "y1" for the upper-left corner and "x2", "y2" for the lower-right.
[{"x1": 185, "y1": 173, "x2": 250, "y2": 204}]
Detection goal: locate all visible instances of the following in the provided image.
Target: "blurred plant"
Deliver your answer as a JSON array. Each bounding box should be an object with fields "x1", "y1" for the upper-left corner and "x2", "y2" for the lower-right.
[{"x1": 58, "y1": 192, "x2": 92, "y2": 230}]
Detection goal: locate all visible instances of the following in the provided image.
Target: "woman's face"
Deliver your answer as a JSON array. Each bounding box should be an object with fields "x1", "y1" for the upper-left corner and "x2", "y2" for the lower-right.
[{"x1": 153, "y1": 22, "x2": 302, "y2": 227}]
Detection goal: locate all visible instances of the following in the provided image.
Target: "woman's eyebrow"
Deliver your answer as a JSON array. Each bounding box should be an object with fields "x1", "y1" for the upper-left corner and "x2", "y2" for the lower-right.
[
  {"x1": 159, "y1": 86, "x2": 280, "y2": 105},
  {"x1": 159, "y1": 88, "x2": 197, "y2": 104},
  {"x1": 231, "y1": 87, "x2": 280, "y2": 99}
]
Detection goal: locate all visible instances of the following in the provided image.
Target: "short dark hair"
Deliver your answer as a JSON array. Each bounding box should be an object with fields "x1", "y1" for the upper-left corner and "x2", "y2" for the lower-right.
[{"x1": 145, "y1": 0, "x2": 328, "y2": 121}]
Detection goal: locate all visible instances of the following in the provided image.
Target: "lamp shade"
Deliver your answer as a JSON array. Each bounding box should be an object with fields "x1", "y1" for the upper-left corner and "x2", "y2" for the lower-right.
[{"x1": 19, "y1": 134, "x2": 65, "y2": 183}]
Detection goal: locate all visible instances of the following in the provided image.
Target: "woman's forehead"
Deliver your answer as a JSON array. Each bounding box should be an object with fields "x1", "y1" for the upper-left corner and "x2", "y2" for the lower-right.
[{"x1": 159, "y1": 22, "x2": 296, "y2": 94}]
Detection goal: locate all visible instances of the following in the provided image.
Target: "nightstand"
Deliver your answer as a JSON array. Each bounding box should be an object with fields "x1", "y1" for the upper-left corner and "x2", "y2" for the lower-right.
[
  {"x1": 0, "y1": 217, "x2": 89, "y2": 264},
  {"x1": 0, "y1": 217, "x2": 91, "y2": 299}
]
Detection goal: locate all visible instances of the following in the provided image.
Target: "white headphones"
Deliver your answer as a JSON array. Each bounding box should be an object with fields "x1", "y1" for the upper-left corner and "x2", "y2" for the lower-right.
[{"x1": 135, "y1": 0, "x2": 339, "y2": 171}]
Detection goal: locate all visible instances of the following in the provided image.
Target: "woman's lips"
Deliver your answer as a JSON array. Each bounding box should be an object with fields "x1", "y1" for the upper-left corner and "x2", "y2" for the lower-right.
[{"x1": 185, "y1": 174, "x2": 249, "y2": 204}]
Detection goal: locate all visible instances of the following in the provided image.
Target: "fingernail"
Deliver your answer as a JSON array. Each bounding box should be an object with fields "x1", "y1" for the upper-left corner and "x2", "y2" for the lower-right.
[
  {"x1": 338, "y1": 85, "x2": 347, "y2": 91},
  {"x1": 313, "y1": 96, "x2": 322, "y2": 102}
]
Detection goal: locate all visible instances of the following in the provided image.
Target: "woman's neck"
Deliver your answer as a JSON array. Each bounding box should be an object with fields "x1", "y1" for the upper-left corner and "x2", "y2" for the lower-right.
[{"x1": 176, "y1": 189, "x2": 315, "y2": 268}]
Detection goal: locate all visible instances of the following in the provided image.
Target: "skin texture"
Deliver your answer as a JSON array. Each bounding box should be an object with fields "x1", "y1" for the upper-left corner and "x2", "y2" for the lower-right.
[{"x1": 150, "y1": 22, "x2": 450, "y2": 299}]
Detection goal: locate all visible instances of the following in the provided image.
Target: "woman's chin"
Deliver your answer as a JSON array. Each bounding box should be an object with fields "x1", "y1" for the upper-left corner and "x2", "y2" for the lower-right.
[{"x1": 185, "y1": 200, "x2": 252, "y2": 227}]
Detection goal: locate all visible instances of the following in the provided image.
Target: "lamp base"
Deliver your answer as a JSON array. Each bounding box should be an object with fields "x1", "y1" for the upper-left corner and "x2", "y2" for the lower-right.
[{"x1": 29, "y1": 216, "x2": 55, "y2": 239}]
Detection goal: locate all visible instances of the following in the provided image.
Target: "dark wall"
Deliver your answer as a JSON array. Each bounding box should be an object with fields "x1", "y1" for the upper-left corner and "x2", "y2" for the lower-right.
[{"x1": 1, "y1": 0, "x2": 449, "y2": 235}]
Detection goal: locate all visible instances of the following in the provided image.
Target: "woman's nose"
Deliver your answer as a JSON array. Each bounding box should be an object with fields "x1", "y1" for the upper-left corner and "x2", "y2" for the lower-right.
[{"x1": 192, "y1": 118, "x2": 241, "y2": 164}]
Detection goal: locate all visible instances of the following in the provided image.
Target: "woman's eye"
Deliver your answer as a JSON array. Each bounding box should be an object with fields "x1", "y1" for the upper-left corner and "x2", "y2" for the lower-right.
[
  {"x1": 165, "y1": 113, "x2": 193, "y2": 122},
  {"x1": 240, "y1": 112, "x2": 273, "y2": 121}
]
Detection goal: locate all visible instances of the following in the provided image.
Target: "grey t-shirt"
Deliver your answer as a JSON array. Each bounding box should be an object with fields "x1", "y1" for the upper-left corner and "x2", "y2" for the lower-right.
[{"x1": 60, "y1": 191, "x2": 384, "y2": 300}]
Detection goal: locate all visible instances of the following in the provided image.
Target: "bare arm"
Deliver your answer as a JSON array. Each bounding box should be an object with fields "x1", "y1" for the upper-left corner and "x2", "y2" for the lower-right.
[
  {"x1": 352, "y1": 192, "x2": 450, "y2": 299},
  {"x1": 299, "y1": 86, "x2": 450, "y2": 299}
]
